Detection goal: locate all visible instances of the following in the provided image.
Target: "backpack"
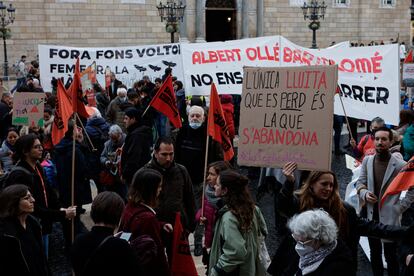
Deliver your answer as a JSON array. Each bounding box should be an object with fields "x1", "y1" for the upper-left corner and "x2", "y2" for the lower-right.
[{"x1": 0, "y1": 166, "x2": 32, "y2": 189}]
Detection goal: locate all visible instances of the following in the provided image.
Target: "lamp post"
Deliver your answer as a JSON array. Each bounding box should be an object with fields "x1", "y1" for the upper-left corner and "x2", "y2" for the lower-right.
[
  {"x1": 157, "y1": 0, "x2": 186, "y2": 43},
  {"x1": 0, "y1": 1, "x2": 15, "y2": 80},
  {"x1": 301, "y1": 0, "x2": 327, "y2": 49}
]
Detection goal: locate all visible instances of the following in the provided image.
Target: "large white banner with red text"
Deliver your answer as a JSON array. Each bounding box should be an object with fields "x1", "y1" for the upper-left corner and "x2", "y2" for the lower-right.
[
  {"x1": 280, "y1": 37, "x2": 399, "y2": 126},
  {"x1": 182, "y1": 36, "x2": 399, "y2": 125}
]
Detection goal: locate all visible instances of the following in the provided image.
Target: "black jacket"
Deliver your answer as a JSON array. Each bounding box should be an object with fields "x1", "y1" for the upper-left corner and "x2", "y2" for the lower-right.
[
  {"x1": 0, "y1": 100, "x2": 12, "y2": 140},
  {"x1": 71, "y1": 226, "x2": 139, "y2": 276},
  {"x1": 120, "y1": 122, "x2": 152, "y2": 185},
  {"x1": 269, "y1": 179, "x2": 410, "y2": 275},
  {"x1": 144, "y1": 158, "x2": 196, "y2": 232},
  {"x1": 0, "y1": 216, "x2": 49, "y2": 276},
  {"x1": 296, "y1": 240, "x2": 353, "y2": 276},
  {"x1": 175, "y1": 123, "x2": 222, "y2": 185},
  {"x1": 54, "y1": 137, "x2": 92, "y2": 207},
  {"x1": 5, "y1": 160, "x2": 66, "y2": 234}
]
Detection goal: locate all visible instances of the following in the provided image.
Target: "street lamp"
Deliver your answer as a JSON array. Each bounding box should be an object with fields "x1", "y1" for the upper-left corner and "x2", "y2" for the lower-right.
[
  {"x1": 0, "y1": 1, "x2": 15, "y2": 80},
  {"x1": 301, "y1": 0, "x2": 327, "y2": 49},
  {"x1": 157, "y1": 0, "x2": 185, "y2": 43}
]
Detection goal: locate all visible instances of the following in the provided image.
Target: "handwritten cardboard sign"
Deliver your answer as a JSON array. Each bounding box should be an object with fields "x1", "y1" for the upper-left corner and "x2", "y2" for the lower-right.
[
  {"x1": 12, "y1": 92, "x2": 45, "y2": 127},
  {"x1": 237, "y1": 65, "x2": 337, "y2": 171}
]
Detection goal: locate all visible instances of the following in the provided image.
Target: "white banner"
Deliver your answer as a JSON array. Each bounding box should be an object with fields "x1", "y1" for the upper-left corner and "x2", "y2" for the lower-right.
[
  {"x1": 181, "y1": 36, "x2": 282, "y2": 95},
  {"x1": 279, "y1": 37, "x2": 400, "y2": 125},
  {"x1": 39, "y1": 43, "x2": 184, "y2": 92},
  {"x1": 182, "y1": 36, "x2": 399, "y2": 125}
]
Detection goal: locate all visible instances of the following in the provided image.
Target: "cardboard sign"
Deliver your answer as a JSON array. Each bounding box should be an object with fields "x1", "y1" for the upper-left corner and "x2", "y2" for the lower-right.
[
  {"x1": 12, "y1": 92, "x2": 45, "y2": 127},
  {"x1": 237, "y1": 66, "x2": 337, "y2": 171}
]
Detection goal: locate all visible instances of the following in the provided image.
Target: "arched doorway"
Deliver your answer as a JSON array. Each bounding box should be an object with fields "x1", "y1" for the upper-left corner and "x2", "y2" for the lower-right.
[{"x1": 205, "y1": 0, "x2": 236, "y2": 42}]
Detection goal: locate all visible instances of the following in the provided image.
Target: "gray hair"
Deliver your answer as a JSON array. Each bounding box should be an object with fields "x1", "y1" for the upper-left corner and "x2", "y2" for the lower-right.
[
  {"x1": 288, "y1": 209, "x2": 338, "y2": 246},
  {"x1": 371, "y1": 116, "x2": 385, "y2": 125},
  {"x1": 108, "y1": 124, "x2": 123, "y2": 136},
  {"x1": 188, "y1": 105, "x2": 204, "y2": 117},
  {"x1": 117, "y1": 87, "x2": 127, "y2": 96}
]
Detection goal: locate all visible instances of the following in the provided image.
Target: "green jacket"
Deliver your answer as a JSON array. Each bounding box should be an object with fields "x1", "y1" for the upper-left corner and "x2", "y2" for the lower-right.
[{"x1": 209, "y1": 205, "x2": 268, "y2": 276}]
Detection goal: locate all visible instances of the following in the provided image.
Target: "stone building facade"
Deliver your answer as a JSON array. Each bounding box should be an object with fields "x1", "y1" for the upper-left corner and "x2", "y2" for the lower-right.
[{"x1": 0, "y1": 0, "x2": 411, "y2": 73}]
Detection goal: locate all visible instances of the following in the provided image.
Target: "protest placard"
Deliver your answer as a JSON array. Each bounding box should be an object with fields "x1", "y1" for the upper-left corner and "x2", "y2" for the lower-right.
[
  {"x1": 403, "y1": 63, "x2": 414, "y2": 81},
  {"x1": 237, "y1": 65, "x2": 337, "y2": 171},
  {"x1": 12, "y1": 92, "x2": 45, "y2": 127}
]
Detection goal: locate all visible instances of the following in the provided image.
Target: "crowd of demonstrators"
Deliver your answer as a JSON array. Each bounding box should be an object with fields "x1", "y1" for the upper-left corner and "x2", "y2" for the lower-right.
[{"x1": 3, "y1": 59, "x2": 414, "y2": 276}]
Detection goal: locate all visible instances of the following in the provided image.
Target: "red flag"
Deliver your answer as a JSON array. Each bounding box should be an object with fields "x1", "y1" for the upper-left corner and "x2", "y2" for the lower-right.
[
  {"x1": 68, "y1": 58, "x2": 89, "y2": 118},
  {"x1": 52, "y1": 79, "x2": 73, "y2": 145},
  {"x1": 170, "y1": 212, "x2": 198, "y2": 276},
  {"x1": 404, "y1": 49, "x2": 413, "y2": 63},
  {"x1": 380, "y1": 156, "x2": 414, "y2": 208},
  {"x1": 148, "y1": 75, "x2": 182, "y2": 128},
  {"x1": 208, "y1": 83, "x2": 234, "y2": 161}
]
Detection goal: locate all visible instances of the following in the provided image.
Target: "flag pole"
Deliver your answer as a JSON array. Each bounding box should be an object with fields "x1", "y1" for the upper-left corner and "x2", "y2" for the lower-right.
[
  {"x1": 337, "y1": 91, "x2": 355, "y2": 142},
  {"x1": 71, "y1": 115, "x2": 76, "y2": 244},
  {"x1": 201, "y1": 134, "x2": 210, "y2": 219},
  {"x1": 75, "y1": 113, "x2": 97, "y2": 152}
]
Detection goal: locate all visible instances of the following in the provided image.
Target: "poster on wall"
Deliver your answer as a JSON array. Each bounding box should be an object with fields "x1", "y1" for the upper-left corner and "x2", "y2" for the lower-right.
[{"x1": 237, "y1": 65, "x2": 337, "y2": 171}]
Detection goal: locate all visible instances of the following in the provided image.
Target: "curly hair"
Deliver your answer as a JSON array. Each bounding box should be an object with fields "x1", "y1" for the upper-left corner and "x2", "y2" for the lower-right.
[
  {"x1": 219, "y1": 170, "x2": 255, "y2": 233},
  {"x1": 295, "y1": 171, "x2": 349, "y2": 239}
]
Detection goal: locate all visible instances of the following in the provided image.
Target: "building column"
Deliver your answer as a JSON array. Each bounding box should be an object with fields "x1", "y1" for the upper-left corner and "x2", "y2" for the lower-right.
[
  {"x1": 242, "y1": 0, "x2": 249, "y2": 38},
  {"x1": 195, "y1": 0, "x2": 205, "y2": 42},
  {"x1": 179, "y1": 0, "x2": 189, "y2": 42},
  {"x1": 256, "y1": 0, "x2": 263, "y2": 37}
]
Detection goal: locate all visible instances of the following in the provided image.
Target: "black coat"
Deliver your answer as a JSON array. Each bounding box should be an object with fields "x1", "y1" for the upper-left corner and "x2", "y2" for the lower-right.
[
  {"x1": 120, "y1": 123, "x2": 152, "y2": 185},
  {"x1": 269, "y1": 180, "x2": 409, "y2": 275},
  {"x1": 175, "y1": 123, "x2": 222, "y2": 185},
  {"x1": 0, "y1": 100, "x2": 12, "y2": 140},
  {"x1": 400, "y1": 236, "x2": 414, "y2": 276},
  {"x1": 108, "y1": 78, "x2": 123, "y2": 100},
  {"x1": 0, "y1": 216, "x2": 49, "y2": 276},
  {"x1": 71, "y1": 226, "x2": 139, "y2": 276},
  {"x1": 5, "y1": 160, "x2": 66, "y2": 234},
  {"x1": 296, "y1": 240, "x2": 353, "y2": 276},
  {"x1": 54, "y1": 138, "x2": 92, "y2": 207}
]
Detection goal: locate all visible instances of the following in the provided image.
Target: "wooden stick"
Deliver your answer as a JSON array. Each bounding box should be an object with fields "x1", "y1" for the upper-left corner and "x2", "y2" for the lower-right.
[
  {"x1": 71, "y1": 116, "x2": 76, "y2": 244},
  {"x1": 337, "y1": 91, "x2": 355, "y2": 142},
  {"x1": 75, "y1": 113, "x2": 97, "y2": 152},
  {"x1": 200, "y1": 135, "x2": 210, "y2": 219},
  {"x1": 141, "y1": 103, "x2": 151, "y2": 118}
]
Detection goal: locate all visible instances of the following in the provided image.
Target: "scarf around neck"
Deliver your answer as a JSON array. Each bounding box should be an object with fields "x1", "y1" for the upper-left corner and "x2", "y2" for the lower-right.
[{"x1": 298, "y1": 240, "x2": 337, "y2": 275}]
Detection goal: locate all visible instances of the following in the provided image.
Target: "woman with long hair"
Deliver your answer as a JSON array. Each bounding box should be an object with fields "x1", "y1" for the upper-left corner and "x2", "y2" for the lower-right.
[
  {"x1": 209, "y1": 170, "x2": 268, "y2": 276},
  {"x1": 119, "y1": 168, "x2": 171, "y2": 276},
  {"x1": 268, "y1": 162, "x2": 408, "y2": 276},
  {"x1": 195, "y1": 161, "x2": 232, "y2": 268},
  {"x1": 0, "y1": 184, "x2": 49, "y2": 275}
]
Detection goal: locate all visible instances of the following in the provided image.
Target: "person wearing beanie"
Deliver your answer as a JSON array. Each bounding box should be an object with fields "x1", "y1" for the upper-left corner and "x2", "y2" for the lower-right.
[{"x1": 120, "y1": 107, "x2": 153, "y2": 187}]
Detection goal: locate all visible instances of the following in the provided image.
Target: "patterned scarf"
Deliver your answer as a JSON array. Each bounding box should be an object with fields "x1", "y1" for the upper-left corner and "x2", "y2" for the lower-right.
[
  {"x1": 298, "y1": 240, "x2": 337, "y2": 275},
  {"x1": 205, "y1": 184, "x2": 220, "y2": 207}
]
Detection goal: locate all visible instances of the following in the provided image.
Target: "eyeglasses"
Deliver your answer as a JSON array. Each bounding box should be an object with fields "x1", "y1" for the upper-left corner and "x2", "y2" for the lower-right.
[{"x1": 291, "y1": 234, "x2": 313, "y2": 246}]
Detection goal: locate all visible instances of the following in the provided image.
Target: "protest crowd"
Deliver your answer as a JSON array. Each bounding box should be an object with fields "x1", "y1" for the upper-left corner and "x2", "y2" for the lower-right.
[{"x1": 2, "y1": 40, "x2": 414, "y2": 276}]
